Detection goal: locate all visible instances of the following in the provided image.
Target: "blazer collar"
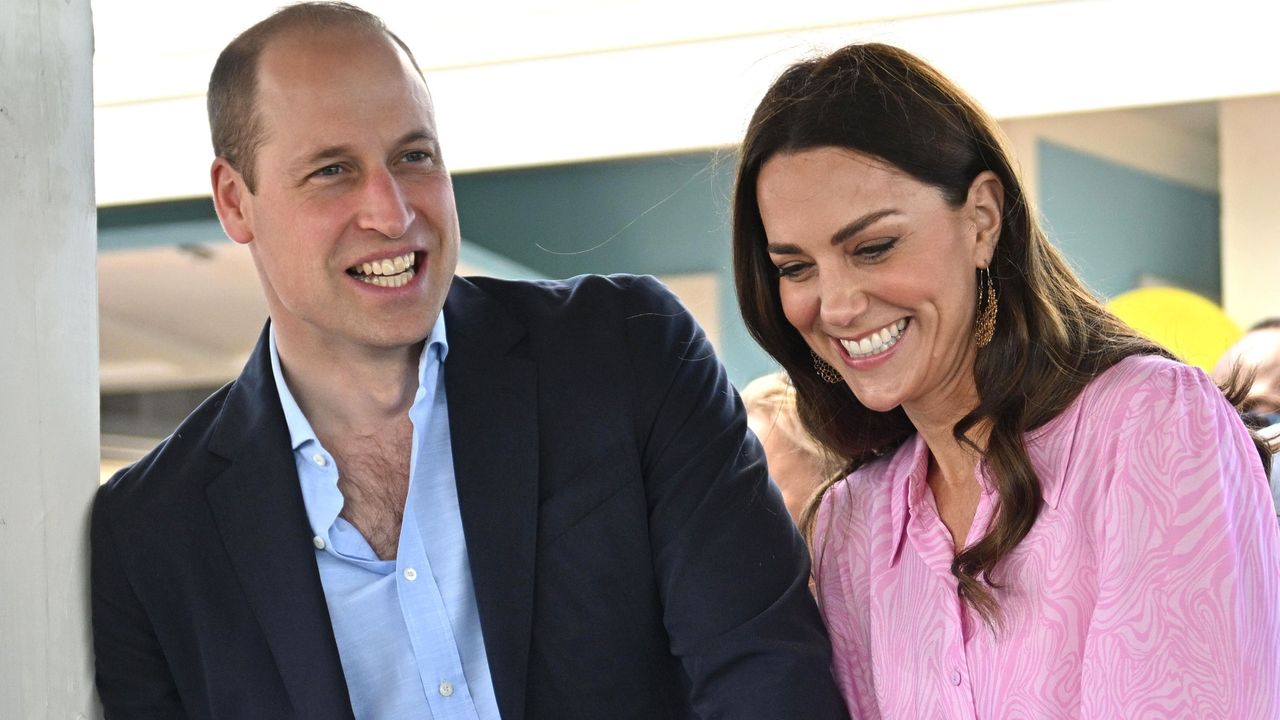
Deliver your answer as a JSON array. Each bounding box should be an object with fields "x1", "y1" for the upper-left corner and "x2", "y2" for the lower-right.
[
  {"x1": 442, "y1": 276, "x2": 538, "y2": 720},
  {"x1": 205, "y1": 324, "x2": 356, "y2": 720},
  {"x1": 202, "y1": 277, "x2": 542, "y2": 720}
]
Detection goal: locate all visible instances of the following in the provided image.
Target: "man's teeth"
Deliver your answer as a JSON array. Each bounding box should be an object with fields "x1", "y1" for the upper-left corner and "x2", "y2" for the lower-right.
[
  {"x1": 358, "y1": 268, "x2": 416, "y2": 288},
  {"x1": 840, "y1": 319, "x2": 907, "y2": 358},
  {"x1": 353, "y1": 251, "x2": 416, "y2": 287}
]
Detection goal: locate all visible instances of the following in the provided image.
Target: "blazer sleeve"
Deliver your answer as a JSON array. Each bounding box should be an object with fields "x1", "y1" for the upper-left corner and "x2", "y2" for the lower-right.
[
  {"x1": 619, "y1": 275, "x2": 850, "y2": 719},
  {"x1": 91, "y1": 480, "x2": 189, "y2": 719},
  {"x1": 1080, "y1": 363, "x2": 1280, "y2": 718}
]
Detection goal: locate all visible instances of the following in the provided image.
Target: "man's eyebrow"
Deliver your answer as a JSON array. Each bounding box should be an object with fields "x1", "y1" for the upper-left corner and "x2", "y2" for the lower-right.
[
  {"x1": 830, "y1": 209, "x2": 900, "y2": 246},
  {"x1": 395, "y1": 129, "x2": 438, "y2": 148},
  {"x1": 290, "y1": 130, "x2": 440, "y2": 173},
  {"x1": 291, "y1": 144, "x2": 353, "y2": 174}
]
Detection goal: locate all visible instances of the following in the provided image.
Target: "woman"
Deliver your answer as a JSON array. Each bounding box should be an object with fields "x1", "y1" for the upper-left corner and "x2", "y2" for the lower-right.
[{"x1": 732, "y1": 43, "x2": 1280, "y2": 718}]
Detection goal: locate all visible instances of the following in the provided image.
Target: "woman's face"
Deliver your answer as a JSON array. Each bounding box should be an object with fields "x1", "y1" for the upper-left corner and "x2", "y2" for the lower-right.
[{"x1": 756, "y1": 147, "x2": 1001, "y2": 420}]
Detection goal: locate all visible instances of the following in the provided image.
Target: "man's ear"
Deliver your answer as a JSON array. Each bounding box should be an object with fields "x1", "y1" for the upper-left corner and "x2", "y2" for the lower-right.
[
  {"x1": 968, "y1": 170, "x2": 1004, "y2": 265},
  {"x1": 211, "y1": 158, "x2": 255, "y2": 245}
]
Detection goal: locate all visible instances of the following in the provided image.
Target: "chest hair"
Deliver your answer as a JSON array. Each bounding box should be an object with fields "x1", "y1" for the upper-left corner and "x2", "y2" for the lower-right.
[{"x1": 328, "y1": 416, "x2": 413, "y2": 560}]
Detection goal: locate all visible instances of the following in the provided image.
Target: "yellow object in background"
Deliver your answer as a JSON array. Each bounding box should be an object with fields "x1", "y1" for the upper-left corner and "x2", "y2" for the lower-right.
[{"x1": 1107, "y1": 287, "x2": 1241, "y2": 372}]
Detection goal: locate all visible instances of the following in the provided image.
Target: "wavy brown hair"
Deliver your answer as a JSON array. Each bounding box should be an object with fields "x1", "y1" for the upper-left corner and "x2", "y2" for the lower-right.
[{"x1": 733, "y1": 43, "x2": 1268, "y2": 625}]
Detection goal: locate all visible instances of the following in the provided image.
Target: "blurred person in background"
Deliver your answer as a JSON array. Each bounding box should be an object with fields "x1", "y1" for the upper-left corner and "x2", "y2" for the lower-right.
[
  {"x1": 1216, "y1": 317, "x2": 1280, "y2": 517},
  {"x1": 742, "y1": 371, "x2": 843, "y2": 523},
  {"x1": 733, "y1": 42, "x2": 1279, "y2": 719}
]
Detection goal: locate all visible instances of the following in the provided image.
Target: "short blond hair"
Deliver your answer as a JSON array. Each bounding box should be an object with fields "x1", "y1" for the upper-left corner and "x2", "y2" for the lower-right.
[{"x1": 741, "y1": 372, "x2": 842, "y2": 479}]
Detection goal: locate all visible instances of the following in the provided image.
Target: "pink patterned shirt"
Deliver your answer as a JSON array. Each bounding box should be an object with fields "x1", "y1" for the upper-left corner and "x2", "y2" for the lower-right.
[{"x1": 813, "y1": 355, "x2": 1280, "y2": 719}]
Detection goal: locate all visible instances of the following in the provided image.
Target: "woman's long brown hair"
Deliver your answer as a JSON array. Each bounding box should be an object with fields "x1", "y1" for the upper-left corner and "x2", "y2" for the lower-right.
[{"x1": 732, "y1": 43, "x2": 1269, "y2": 626}]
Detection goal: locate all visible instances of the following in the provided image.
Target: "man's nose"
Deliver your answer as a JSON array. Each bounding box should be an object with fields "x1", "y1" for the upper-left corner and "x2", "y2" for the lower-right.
[{"x1": 357, "y1": 168, "x2": 414, "y2": 239}]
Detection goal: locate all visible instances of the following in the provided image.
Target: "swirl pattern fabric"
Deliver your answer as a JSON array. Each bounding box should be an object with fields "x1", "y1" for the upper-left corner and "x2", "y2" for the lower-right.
[{"x1": 813, "y1": 355, "x2": 1280, "y2": 719}]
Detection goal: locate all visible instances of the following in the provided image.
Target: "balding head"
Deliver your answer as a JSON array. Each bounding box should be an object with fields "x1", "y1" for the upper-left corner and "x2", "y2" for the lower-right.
[
  {"x1": 207, "y1": 1, "x2": 425, "y2": 193},
  {"x1": 1215, "y1": 322, "x2": 1280, "y2": 418}
]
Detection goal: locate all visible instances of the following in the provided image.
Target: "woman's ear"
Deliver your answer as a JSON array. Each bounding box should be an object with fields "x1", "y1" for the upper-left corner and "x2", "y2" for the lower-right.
[
  {"x1": 210, "y1": 157, "x2": 255, "y2": 245},
  {"x1": 968, "y1": 170, "x2": 1004, "y2": 265}
]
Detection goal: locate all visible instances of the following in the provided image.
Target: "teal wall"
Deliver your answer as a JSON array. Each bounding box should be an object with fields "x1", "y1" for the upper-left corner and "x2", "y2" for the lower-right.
[
  {"x1": 1037, "y1": 139, "x2": 1221, "y2": 301},
  {"x1": 97, "y1": 143, "x2": 1225, "y2": 389},
  {"x1": 97, "y1": 152, "x2": 779, "y2": 387},
  {"x1": 453, "y1": 151, "x2": 775, "y2": 385}
]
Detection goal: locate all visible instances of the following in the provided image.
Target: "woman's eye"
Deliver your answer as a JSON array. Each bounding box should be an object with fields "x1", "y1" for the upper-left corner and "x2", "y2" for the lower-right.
[
  {"x1": 855, "y1": 239, "x2": 897, "y2": 259},
  {"x1": 775, "y1": 263, "x2": 810, "y2": 280}
]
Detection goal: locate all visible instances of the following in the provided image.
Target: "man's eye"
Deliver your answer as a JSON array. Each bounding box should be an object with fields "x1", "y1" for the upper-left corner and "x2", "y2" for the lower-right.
[
  {"x1": 403, "y1": 150, "x2": 433, "y2": 164},
  {"x1": 314, "y1": 165, "x2": 344, "y2": 178}
]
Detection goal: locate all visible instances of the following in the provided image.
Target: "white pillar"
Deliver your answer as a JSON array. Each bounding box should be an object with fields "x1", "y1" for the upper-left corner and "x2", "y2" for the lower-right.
[
  {"x1": 1220, "y1": 95, "x2": 1280, "y2": 330},
  {"x1": 0, "y1": 0, "x2": 99, "y2": 717}
]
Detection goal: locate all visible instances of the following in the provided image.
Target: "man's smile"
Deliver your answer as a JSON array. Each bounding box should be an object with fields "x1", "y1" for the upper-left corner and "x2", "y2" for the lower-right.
[{"x1": 347, "y1": 250, "x2": 418, "y2": 288}]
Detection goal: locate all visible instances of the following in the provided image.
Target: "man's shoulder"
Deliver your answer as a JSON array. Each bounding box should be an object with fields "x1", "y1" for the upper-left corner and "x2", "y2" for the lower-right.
[
  {"x1": 458, "y1": 273, "x2": 676, "y2": 312},
  {"x1": 97, "y1": 381, "x2": 236, "y2": 513},
  {"x1": 454, "y1": 273, "x2": 693, "y2": 338}
]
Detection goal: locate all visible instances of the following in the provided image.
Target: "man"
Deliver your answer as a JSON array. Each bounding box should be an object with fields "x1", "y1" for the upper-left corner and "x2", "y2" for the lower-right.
[
  {"x1": 1215, "y1": 318, "x2": 1280, "y2": 518},
  {"x1": 90, "y1": 4, "x2": 847, "y2": 719}
]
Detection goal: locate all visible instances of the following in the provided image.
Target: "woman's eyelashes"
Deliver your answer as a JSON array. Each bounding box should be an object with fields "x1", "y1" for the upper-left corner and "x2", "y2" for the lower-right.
[
  {"x1": 775, "y1": 261, "x2": 811, "y2": 280},
  {"x1": 773, "y1": 237, "x2": 899, "y2": 279},
  {"x1": 853, "y1": 238, "x2": 897, "y2": 261}
]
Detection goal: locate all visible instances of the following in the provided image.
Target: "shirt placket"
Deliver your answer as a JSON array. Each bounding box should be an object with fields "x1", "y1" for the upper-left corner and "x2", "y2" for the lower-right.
[
  {"x1": 908, "y1": 496, "x2": 980, "y2": 720},
  {"x1": 396, "y1": 517, "x2": 478, "y2": 719},
  {"x1": 397, "y1": 354, "x2": 480, "y2": 720}
]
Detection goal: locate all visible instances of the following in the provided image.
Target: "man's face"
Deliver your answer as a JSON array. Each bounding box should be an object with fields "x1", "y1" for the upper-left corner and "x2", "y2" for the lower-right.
[
  {"x1": 216, "y1": 27, "x2": 459, "y2": 357},
  {"x1": 1219, "y1": 328, "x2": 1280, "y2": 417}
]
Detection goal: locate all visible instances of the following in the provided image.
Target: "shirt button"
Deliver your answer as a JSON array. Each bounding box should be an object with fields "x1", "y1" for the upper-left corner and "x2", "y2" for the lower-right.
[
  {"x1": 438, "y1": 680, "x2": 453, "y2": 697},
  {"x1": 403, "y1": 567, "x2": 418, "y2": 581},
  {"x1": 312, "y1": 453, "x2": 327, "y2": 467},
  {"x1": 950, "y1": 670, "x2": 962, "y2": 686},
  {"x1": 312, "y1": 536, "x2": 326, "y2": 550}
]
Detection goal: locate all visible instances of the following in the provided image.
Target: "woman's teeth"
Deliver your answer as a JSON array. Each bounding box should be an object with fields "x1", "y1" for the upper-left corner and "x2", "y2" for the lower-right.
[{"x1": 840, "y1": 319, "x2": 907, "y2": 358}]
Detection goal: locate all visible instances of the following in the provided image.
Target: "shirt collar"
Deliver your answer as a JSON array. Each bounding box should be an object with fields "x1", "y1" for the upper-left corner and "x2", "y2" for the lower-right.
[
  {"x1": 268, "y1": 316, "x2": 450, "y2": 452},
  {"x1": 884, "y1": 405, "x2": 1078, "y2": 567},
  {"x1": 887, "y1": 434, "x2": 928, "y2": 566}
]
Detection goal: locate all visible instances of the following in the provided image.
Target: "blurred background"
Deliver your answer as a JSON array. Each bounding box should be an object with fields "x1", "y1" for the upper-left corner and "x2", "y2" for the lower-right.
[{"x1": 94, "y1": 0, "x2": 1280, "y2": 478}]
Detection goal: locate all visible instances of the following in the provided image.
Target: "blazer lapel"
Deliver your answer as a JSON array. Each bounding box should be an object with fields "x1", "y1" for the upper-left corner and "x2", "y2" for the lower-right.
[
  {"x1": 205, "y1": 325, "x2": 355, "y2": 720},
  {"x1": 444, "y1": 277, "x2": 539, "y2": 720}
]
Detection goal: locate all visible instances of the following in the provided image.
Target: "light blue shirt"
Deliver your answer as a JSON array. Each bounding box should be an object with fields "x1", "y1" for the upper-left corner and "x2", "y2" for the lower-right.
[{"x1": 269, "y1": 320, "x2": 500, "y2": 720}]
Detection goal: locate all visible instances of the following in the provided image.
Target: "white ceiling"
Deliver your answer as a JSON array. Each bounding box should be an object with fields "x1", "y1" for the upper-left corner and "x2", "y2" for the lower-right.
[{"x1": 91, "y1": 0, "x2": 1280, "y2": 205}]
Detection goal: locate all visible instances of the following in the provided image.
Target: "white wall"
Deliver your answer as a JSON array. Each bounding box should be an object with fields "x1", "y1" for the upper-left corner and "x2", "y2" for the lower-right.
[
  {"x1": 1003, "y1": 108, "x2": 1219, "y2": 208},
  {"x1": 0, "y1": 0, "x2": 99, "y2": 716},
  {"x1": 1220, "y1": 95, "x2": 1280, "y2": 330}
]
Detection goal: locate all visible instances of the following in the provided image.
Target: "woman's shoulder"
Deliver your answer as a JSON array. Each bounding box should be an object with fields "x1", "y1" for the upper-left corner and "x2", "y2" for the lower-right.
[
  {"x1": 1089, "y1": 352, "x2": 1191, "y2": 390},
  {"x1": 1076, "y1": 354, "x2": 1218, "y2": 421},
  {"x1": 1046, "y1": 353, "x2": 1249, "y2": 480}
]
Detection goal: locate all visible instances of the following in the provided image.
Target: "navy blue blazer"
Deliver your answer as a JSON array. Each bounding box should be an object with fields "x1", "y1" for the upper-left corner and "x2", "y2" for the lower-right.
[{"x1": 91, "y1": 274, "x2": 848, "y2": 719}]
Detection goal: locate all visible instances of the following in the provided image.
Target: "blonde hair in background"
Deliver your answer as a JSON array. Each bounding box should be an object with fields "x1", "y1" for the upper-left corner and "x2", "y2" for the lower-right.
[{"x1": 741, "y1": 372, "x2": 845, "y2": 511}]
